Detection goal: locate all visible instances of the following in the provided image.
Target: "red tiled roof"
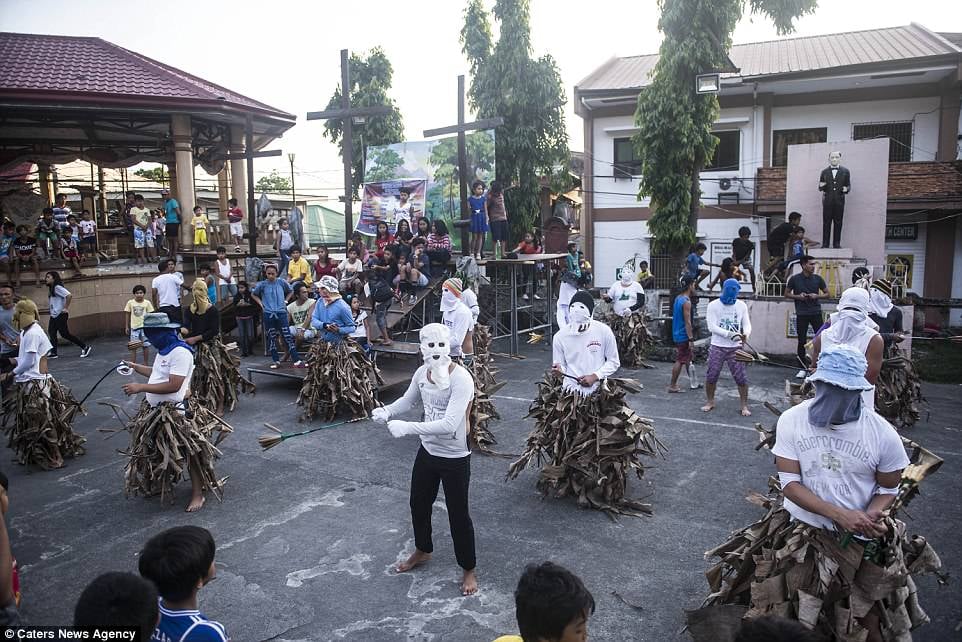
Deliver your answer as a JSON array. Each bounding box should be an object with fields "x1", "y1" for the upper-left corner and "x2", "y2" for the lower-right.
[{"x1": 0, "y1": 32, "x2": 295, "y2": 121}]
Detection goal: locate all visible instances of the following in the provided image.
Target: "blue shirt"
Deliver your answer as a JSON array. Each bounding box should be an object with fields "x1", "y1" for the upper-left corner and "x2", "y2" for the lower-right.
[
  {"x1": 0, "y1": 233, "x2": 13, "y2": 257},
  {"x1": 566, "y1": 253, "x2": 581, "y2": 277},
  {"x1": 153, "y1": 602, "x2": 228, "y2": 642},
  {"x1": 163, "y1": 198, "x2": 181, "y2": 224},
  {"x1": 252, "y1": 278, "x2": 291, "y2": 314},
  {"x1": 672, "y1": 294, "x2": 690, "y2": 343},
  {"x1": 468, "y1": 194, "x2": 486, "y2": 215},
  {"x1": 310, "y1": 297, "x2": 355, "y2": 344},
  {"x1": 686, "y1": 253, "x2": 705, "y2": 277},
  {"x1": 790, "y1": 239, "x2": 804, "y2": 258}
]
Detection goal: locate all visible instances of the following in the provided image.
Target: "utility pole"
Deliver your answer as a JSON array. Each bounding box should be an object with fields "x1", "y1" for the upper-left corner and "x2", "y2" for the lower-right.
[{"x1": 288, "y1": 152, "x2": 297, "y2": 214}]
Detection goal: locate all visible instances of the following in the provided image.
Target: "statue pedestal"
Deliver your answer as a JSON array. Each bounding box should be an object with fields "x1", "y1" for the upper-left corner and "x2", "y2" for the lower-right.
[
  {"x1": 788, "y1": 247, "x2": 864, "y2": 297},
  {"x1": 809, "y1": 247, "x2": 854, "y2": 261}
]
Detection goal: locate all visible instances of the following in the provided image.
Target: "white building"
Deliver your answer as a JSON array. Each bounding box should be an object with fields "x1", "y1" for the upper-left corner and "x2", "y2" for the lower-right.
[{"x1": 576, "y1": 23, "x2": 962, "y2": 323}]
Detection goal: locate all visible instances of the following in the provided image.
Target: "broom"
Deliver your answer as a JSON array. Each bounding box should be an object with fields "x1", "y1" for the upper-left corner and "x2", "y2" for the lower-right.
[
  {"x1": 258, "y1": 417, "x2": 367, "y2": 450},
  {"x1": 733, "y1": 349, "x2": 799, "y2": 371}
]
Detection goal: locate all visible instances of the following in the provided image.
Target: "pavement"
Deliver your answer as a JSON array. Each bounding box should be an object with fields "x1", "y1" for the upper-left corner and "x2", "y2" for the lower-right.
[{"x1": 7, "y1": 339, "x2": 961, "y2": 641}]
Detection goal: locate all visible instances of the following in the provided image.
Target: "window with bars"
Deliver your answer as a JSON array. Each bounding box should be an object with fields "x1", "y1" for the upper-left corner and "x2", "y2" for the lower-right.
[
  {"x1": 612, "y1": 137, "x2": 642, "y2": 178},
  {"x1": 704, "y1": 130, "x2": 740, "y2": 171},
  {"x1": 852, "y1": 121, "x2": 913, "y2": 162},
  {"x1": 772, "y1": 128, "x2": 828, "y2": 167}
]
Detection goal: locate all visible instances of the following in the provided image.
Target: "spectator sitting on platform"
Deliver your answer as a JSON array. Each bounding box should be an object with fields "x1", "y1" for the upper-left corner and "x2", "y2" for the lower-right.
[
  {"x1": 348, "y1": 295, "x2": 370, "y2": 351},
  {"x1": 636, "y1": 260, "x2": 655, "y2": 290},
  {"x1": 426, "y1": 219, "x2": 452, "y2": 266},
  {"x1": 338, "y1": 246, "x2": 364, "y2": 299},
  {"x1": 373, "y1": 221, "x2": 395, "y2": 264},
  {"x1": 79, "y1": 210, "x2": 97, "y2": 261},
  {"x1": 286, "y1": 246, "x2": 313, "y2": 289},
  {"x1": 310, "y1": 275, "x2": 355, "y2": 345},
  {"x1": 397, "y1": 238, "x2": 430, "y2": 305},
  {"x1": 685, "y1": 242, "x2": 717, "y2": 290},
  {"x1": 138, "y1": 526, "x2": 229, "y2": 642},
  {"x1": 314, "y1": 245, "x2": 338, "y2": 283},
  {"x1": 350, "y1": 231, "x2": 370, "y2": 264},
  {"x1": 0, "y1": 222, "x2": 13, "y2": 285},
  {"x1": 124, "y1": 285, "x2": 154, "y2": 366},
  {"x1": 707, "y1": 257, "x2": 738, "y2": 291},
  {"x1": 369, "y1": 245, "x2": 399, "y2": 346},
  {"x1": 765, "y1": 211, "x2": 801, "y2": 276},
  {"x1": 60, "y1": 228, "x2": 83, "y2": 278},
  {"x1": 779, "y1": 226, "x2": 819, "y2": 274},
  {"x1": 73, "y1": 572, "x2": 158, "y2": 640},
  {"x1": 414, "y1": 217, "x2": 432, "y2": 245},
  {"x1": 731, "y1": 226, "x2": 756, "y2": 291},
  {"x1": 286, "y1": 282, "x2": 317, "y2": 356},
  {"x1": 395, "y1": 219, "x2": 414, "y2": 260},
  {"x1": 13, "y1": 226, "x2": 41, "y2": 288},
  {"x1": 492, "y1": 561, "x2": 595, "y2": 642},
  {"x1": 36, "y1": 208, "x2": 59, "y2": 260}
]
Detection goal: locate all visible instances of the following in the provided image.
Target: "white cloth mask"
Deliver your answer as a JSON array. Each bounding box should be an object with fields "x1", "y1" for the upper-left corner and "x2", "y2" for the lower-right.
[
  {"x1": 569, "y1": 302, "x2": 592, "y2": 332},
  {"x1": 620, "y1": 269, "x2": 635, "y2": 286},
  {"x1": 420, "y1": 323, "x2": 453, "y2": 389},
  {"x1": 440, "y1": 289, "x2": 460, "y2": 313}
]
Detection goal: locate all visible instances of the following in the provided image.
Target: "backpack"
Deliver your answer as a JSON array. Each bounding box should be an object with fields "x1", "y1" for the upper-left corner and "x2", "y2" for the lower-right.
[{"x1": 369, "y1": 276, "x2": 393, "y2": 303}]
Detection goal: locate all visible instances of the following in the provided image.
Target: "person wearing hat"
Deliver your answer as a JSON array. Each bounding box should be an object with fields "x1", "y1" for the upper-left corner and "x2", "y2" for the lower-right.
[
  {"x1": 161, "y1": 189, "x2": 181, "y2": 260},
  {"x1": 121, "y1": 312, "x2": 226, "y2": 512},
  {"x1": 440, "y1": 278, "x2": 474, "y2": 362},
  {"x1": 702, "y1": 278, "x2": 752, "y2": 416},
  {"x1": 309, "y1": 275, "x2": 355, "y2": 345},
  {"x1": 551, "y1": 290, "x2": 619, "y2": 395},
  {"x1": 0, "y1": 298, "x2": 85, "y2": 470},
  {"x1": 813, "y1": 286, "x2": 882, "y2": 410},
  {"x1": 692, "y1": 345, "x2": 936, "y2": 641}
]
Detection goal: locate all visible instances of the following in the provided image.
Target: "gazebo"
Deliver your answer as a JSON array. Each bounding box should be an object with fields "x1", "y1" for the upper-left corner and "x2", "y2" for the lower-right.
[{"x1": 0, "y1": 31, "x2": 296, "y2": 250}]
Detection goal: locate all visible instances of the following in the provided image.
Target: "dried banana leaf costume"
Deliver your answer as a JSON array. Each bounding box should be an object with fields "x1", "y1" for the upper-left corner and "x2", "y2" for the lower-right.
[
  {"x1": 297, "y1": 277, "x2": 381, "y2": 421},
  {"x1": 604, "y1": 269, "x2": 652, "y2": 368},
  {"x1": 1, "y1": 299, "x2": 85, "y2": 470},
  {"x1": 507, "y1": 292, "x2": 665, "y2": 517},
  {"x1": 465, "y1": 324, "x2": 502, "y2": 454},
  {"x1": 689, "y1": 346, "x2": 942, "y2": 641},
  {"x1": 868, "y1": 281, "x2": 922, "y2": 429},
  {"x1": 184, "y1": 279, "x2": 254, "y2": 414},
  {"x1": 122, "y1": 314, "x2": 231, "y2": 504}
]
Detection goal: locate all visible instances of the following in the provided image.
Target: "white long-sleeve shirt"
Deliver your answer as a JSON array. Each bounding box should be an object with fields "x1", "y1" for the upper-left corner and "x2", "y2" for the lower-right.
[
  {"x1": 383, "y1": 364, "x2": 474, "y2": 458},
  {"x1": 552, "y1": 320, "x2": 620, "y2": 395},
  {"x1": 706, "y1": 299, "x2": 751, "y2": 348},
  {"x1": 461, "y1": 287, "x2": 480, "y2": 324},
  {"x1": 442, "y1": 302, "x2": 474, "y2": 357}
]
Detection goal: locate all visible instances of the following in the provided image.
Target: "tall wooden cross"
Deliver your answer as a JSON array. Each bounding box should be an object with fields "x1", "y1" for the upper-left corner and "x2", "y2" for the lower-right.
[
  {"x1": 307, "y1": 49, "x2": 394, "y2": 249},
  {"x1": 218, "y1": 113, "x2": 282, "y2": 255},
  {"x1": 423, "y1": 75, "x2": 503, "y2": 251}
]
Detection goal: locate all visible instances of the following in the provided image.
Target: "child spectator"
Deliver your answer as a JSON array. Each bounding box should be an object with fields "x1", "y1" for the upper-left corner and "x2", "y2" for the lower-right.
[
  {"x1": 233, "y1": 281, "x2": 258, "y2": 357},
  {"x1": 393, "y1": 187, "x2": 413, "y2": 226},
  {"x1": 373, "y1": 221, "x2": 395, "y2": 262},
  {"x1": 765, "y1": 211, "x2": 801, "y2": 275},
  {"x1": 79, "y1": 210, "x2": 97, "y2": 260},
  {"x1": 426, "y1": 219, "x2": 452, "y2": 266},
  {"x1": 685, "y1": 242, "x2": 716, "y2": 290},
  {"x1": 314, "y1": 245, "x2": 338, "y2": 282},
  {"x1": 397, "y1": 238, "x2": 430, "y2": 304},
  {"x1": 468, "y1": 180, "x2": 488, "y2": 259},
  {"x1": 13, "y1": 226, "x2": 41, "y2": 288},
  {"x1": 369, "y1": 245, "x2": 399, "y2": 345},
  {"x1": 0, "y1": 222, "x2": 14, "y2": 285},
  {"x1": 286, "y1": 246, "x2": 313, "y2": 287},
  {"x1": 486, "y1": 180, "x2": 509, "y2": 259},
  {"x1": 151, "y1": 210, "x2": 166, "y2": 256},
  {"x1": 212, "y1": 247, "x2": 236, "y2": 304},
  {"x1": 338, "y1": 246, "x2": 364, "y2": 298},
  {"x1": 275, "y1": 217, "x2": 295, "y2": 277},
  {"x1": 73, "y1": 572, "x2": 158, "y2": 640},
  {"x1": 60, "y1": 228, "x2": 83, "y2": 278},
  {"x1": 52, "y1": 193, "x2": 71, "y2": 229},
  {"x1": 493, "y1": 561, "x2": 595, "y2": 642},
  {"x1": 227, "y1": 197, "x2": 244, "y2": 252},
  {"x1": 636, "y1": 260, "x2": 655, "y2": 290},
  {"x1": 348, "y1": 295, "x2": 369, "y2": 350},
  {"x1": 668, "y1": 275, "x2": 697, "y2": 392},
  {"x1": 124, "y1": 285, "x2": 154, "y2": 365},
  {"x1": 130, "y1": 194, "x2": 154, "y2": 265},
  {"x1": 138, "y1": 526, "x2": 229, "y2": 642},
  {"x1": 780, "y1": 226, "x2": 819, "y2": 273},
  {"x1": 36, "y1": 208, "x2": 59, "y2": 259},
  {"x1": 251, "y1": 264, "x2": 303, "y2": 368},
  {"x1": 46, "y1": 271, "x2": 91, "y2": 359},
  {"x1": 394, "y1": 219, "x2": 414, "y2": 260},
  {"x1": 707, "y1": 257, "x2": 737, "y2": 291},
  {"x1": 287, "y1": 282, "x2": 317, "y2": 355},
  {"x1": 66, "y1": 214, "x2": 81, "y2": 245},
  {"x1": 162, "y1": 189, "x2": 182, "y2": 260},
  {"x1": 565, "y1": 242, "x2": 581, "y2": 279},
  {"x1": 0, "y1": 473, "x2": 19, "y2": 610},
  {"x1": 190, "y1": 206, "x2": 210, "y2": 249},
  {"x1": 512, "y1": 231, "x2": 540, "y2": 300},
  {"x1": 414, "y1": 217, "x2": 432, "y2": 244},
  {"x1": 731, "y1": 226, "x2": 756, "y2": 290}
]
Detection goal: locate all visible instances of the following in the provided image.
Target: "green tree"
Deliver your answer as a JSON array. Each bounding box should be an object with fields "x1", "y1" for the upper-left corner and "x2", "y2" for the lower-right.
[
  {"x1": 366, "y1": 147, "x2": 404, "y2": 183},
  {"x1": 461, "y1": 0, "x2": 570, "y2": 240},
  {"x1": 255, "y1": 170, "x2": 291, "y2": 194},
  {"x1": 134, "y1": 166, "x2": 168, "y2": 185},
  {"x1": 323, "y1": 48, "x2": 405, "y2": 198},
  {"x1": 633, "y1": 0, "x2": 816, "y2": 254}
]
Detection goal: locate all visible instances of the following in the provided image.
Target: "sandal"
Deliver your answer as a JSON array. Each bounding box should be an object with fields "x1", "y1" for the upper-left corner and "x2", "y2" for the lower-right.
[{"x1": 269, "y1": 362, "x2": 280, "y2": 369}]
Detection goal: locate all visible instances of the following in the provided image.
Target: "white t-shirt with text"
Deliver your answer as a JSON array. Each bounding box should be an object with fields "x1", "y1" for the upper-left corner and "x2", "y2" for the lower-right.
[
  {"x1": 706, "y1": 299, "x2": 752, "y2": 348},
  {"x1": 607, "y1": 281, "x2": 645, "y2": 316},
  {"x1": 145, "y1": 346, "x2": 194, "y2": 407}
]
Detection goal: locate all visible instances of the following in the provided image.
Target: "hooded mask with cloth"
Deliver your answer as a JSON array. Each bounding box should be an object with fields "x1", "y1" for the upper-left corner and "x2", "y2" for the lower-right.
[
  {"x1": 620, "y1": 267, "x2": 635, "y2": 287},
  {"x1": 720, "y1": 278, "x2": 740, "y2": 305},
  {"x1": 806, "y1": 344, "x2": 873, "y2": 428},
  {"x1": 568, "y1": 290, "x2": 595, "y2": 332},
  {"x1": 825, "y1": 287, "x2": 878, "y2": 346},
  {"x1": 419, "y1": 323, "x2": 453, "y2": 390},
  {"x1": 869, "y1": 279, "x2": 894, "y2": 318},
  {"x1": 142, "y1": 313, "x2": 193, "y2": 356},
  {"x1": 12, "y1": 299, "x2": 39, "y2": 331},
  {"x1": 439, "y1": 277, "x2": 463, "y2": 313},
  {"x1": 189, "y1": 278, "x2": 211, "y2": 315}
]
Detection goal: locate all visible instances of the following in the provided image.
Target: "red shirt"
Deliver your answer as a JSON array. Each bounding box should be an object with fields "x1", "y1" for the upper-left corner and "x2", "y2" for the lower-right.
[
  {"x1": 227, "y1": 207, "x2": 243, "y2": 224},
  {"x1": 314, "y1": 259, "x2": 338, "y2": 280},
  {"x1": 518, "y1": 241, "x2": 539, "y2": 254},
  {"x1": 374, "y1": 234, "x2": 395, "y2": 258}
]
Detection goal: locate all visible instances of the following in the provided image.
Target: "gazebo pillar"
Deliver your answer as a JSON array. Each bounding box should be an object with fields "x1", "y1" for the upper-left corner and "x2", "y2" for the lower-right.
[
  {"x1": 229, "y1": 125, "x2": 247, "y2": 209},
  {"x1": 38, "y1": 163, "x2": 54, "y2": 206},
  {"x1": 171, "y1": 114, "x2": 195, "y2": 250}
]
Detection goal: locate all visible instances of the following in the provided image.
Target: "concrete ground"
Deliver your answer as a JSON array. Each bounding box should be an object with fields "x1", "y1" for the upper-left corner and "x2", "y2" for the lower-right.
[{"x1": 7, "y1": 339, "x2": 961, "y2": 641}]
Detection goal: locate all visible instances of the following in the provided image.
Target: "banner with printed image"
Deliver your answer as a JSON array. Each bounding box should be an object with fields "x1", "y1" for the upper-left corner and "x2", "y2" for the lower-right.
[{"x1": 357, "y1": 179, "x2": 427, "y2": 236}]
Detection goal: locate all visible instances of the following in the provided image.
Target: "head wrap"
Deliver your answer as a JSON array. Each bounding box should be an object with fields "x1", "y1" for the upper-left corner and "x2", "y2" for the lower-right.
[
  {"x1": 443, "y1": 278, "x2": 463, "y2": 297},
  {"x1": 806, "y1": 345, "x2": 872, "y2": 427},
  {"x1": 720, "y1": 278, "x2": 741, "y2": 305},
  {"x1": 808, "y1": 381, "x2": 863, "y2": 428},
  {"x1": 12, "y1": 299, "x2": 39, "y2": 331},
  {"x1": 619, "y1": 267, "x2": 635, "y2": 286},
  {"x1": 318, "y1": 275, "x2": 341, "y2": 301},
  {"x1": 419, "y1": 323, "x2": 453, "y2": 390},
  {"x1": 189, "y1": 278, "x2": 211, "y2": 314},
  {"x1": 144, "y1": 327, "x2": 194, "y2": 356},
  {"x1": 826, "y1": 287, "x2": 876, "y2": 346},
  {"x1": 869, "y1": 279, "x2": 894, "y2": 318},
  {"x1": 568, "y1": 291, "x2": 595, "y2": 331},
  {"x1": 440, "y1": 278, "x2": 463, "y2": 313}
]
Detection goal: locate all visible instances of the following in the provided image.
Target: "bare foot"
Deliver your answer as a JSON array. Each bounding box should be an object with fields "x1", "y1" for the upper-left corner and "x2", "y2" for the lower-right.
[
  {"x1": 667, "y1": 386, "x2": 682, "y2": 393},
  {"x1": 382, "y1": 338, "x2": 394, "y2": 346},
  {"x1": 185, "y1": 494, "x2": 205, "y2": 512},
  {"x1": 701, "y1": 402, "x2": 715, "y2": 412},
  {"x1": 461, "y1": 569, "x2": 478, "y2": 596},
  {"x1": 396, "y1": 549, "x2": 430, "y2": 573},
  {"x1": 741, "y1": 407, "x2": 752, "y2": 417}
]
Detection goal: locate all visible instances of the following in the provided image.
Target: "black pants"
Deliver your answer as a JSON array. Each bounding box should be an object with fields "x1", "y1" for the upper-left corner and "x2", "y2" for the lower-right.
[
  {"x1": 795, "y1": 313, "x2": 823, "y2": 364},
  {"x1": 410, "y1": 445, "x2": 476, "y2": 570},
  {"x1": 48, "y1": 312, "x2": 86, "y2": 354},
  {"x1": 822, "y1": 198, "x2": 844, "y2": 248},
  {"x1": 157, "y1": 304, "x2": 182, "y2": 324}
]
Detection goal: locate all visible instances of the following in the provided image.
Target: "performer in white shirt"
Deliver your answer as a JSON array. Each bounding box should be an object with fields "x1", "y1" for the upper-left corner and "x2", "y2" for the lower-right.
[
  {"x1": 702, "y1": 278, "x2": 753, "y2": 416},
  {"x1": 373, "y1": 323, "x2": 478, "y2": 596},
  {"x1": 440, "y1": 278, "x2": 474, "y2": 362},
  {"x1": 603, "y1": 268, "x2": 646, "y2": 318},
  {"x1": 552, "y1": 291, "x2": 620, "y2": 395}
]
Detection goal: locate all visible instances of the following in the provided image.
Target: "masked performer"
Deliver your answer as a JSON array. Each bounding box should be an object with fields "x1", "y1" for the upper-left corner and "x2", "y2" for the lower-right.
[
  {"x1": 372, "y1": 323, "x2": 478, "y2": 596},
  {"x1": 121, "y1": 313, "x2": 230, "y2": 512},
  {"x1": 867, "y1": 279, "x2": 922, "y2": 428},
  {"x1": 298, "y1": 275, "x2": 380, "y2": 421},
  {"x1": 183, "y1": 278, "x2": 253, "y2": 416},
  {"x1": 689, "y1": 345, "x2": 941, "y2": 641},
  {"x1": 0, "y1": 299, "x2": 84, "y2": 470},
  {"x1": 602, "y1": 267, "x2": 651, "y2": 368},
  {"x1": 702, "y1": 278, "x2": 753, "y2": 417},
  {"x1": 508, "y1": 291, "x2": 663, "y2": 516}
]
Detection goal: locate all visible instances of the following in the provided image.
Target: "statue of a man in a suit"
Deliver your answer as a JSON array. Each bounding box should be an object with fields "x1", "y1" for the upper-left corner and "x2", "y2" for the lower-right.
[{"x1": 818, "y1": 150, "x2": 851, "y2": 249}]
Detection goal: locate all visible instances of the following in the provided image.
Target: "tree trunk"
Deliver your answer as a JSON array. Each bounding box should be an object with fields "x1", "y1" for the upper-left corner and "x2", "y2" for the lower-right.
[{"x1": 688, "y1": 162, "x2": 701, "y2": 235}]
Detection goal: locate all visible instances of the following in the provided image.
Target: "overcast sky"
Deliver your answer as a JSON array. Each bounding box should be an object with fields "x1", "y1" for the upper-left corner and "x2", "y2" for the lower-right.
[{"x1": 2, "y1": 0, "x2": 960, "y2": 196}]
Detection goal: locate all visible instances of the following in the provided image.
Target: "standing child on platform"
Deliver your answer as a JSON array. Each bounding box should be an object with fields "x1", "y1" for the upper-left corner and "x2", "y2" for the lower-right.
[
  {"x1": 468, "y1": 180, "x2": 488, "y2": 259},
  {"x1": 190, "y1": 206, "x2": 209, "y2": 249},
  {"x1": 233, "y1": 281, "x2": 258, "y2": 357},
  {"x1": 227, "y1": 198, "x2": 244, "y2": 252},
  {"x1": 486, "y1": 181, "x2": 509, "y2": 259},
  {"x1": 13, "y1": 226, "x2": 41, "y2": 288},
  {"x1": 124, "y1": 285, "x2": 154, "y2": 365},
  {"x1": 79, "y1": 210, "x2": 97, "y2": 261},
  {"x1": 60, "y1": 228, "x2": 83, "y2": 278}
]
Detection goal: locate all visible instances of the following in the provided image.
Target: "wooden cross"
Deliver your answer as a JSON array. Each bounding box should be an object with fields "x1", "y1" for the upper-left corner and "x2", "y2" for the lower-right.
[
  {"x1": 218, "y1": 113, "x2": 283, "y2": 255},
  {"x1": 423, "y1": 75, "x2": 503, "y2": 250},
  {"x1": 307, "y1": 49, "x2": 394, "y2": 249}
]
